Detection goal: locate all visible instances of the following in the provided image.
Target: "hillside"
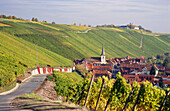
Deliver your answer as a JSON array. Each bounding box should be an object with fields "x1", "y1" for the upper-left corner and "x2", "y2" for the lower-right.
[
  {"x1": 0, "y1": 18, "x2": 169, "y2": 86},
  {"x1": 0, "y1": 18, "x2": 169, "y2": 60}
]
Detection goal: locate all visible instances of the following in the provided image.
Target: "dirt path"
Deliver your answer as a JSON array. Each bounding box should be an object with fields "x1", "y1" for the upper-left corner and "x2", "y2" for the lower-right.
[
  {"x1": 139, "y1": 31, "x2": 144, "y2": 49},
  {"x1": 76, "y1": 29, "x2": 91, "y2": 33}
]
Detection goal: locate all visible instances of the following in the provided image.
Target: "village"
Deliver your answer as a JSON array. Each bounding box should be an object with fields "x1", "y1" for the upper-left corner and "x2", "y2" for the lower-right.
[{"x1": 74, "y1": 45, "x2": 170, "y2": 87}]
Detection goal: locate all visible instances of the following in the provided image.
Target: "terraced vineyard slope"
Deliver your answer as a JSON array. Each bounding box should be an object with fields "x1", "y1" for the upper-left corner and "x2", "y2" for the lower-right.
[{"x1": 0, "y1": 18, "x2": 169, "y2": 87}]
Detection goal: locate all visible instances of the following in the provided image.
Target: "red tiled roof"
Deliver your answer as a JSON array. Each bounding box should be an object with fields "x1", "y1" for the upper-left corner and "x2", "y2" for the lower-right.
[
  {"x1": 164, "y1": 80, "x2": 170, "y2": 84},
  {"x1": 93, "y1": 70, "x2": 109, "y2": 74},
  {"x1": 165, "y1": 67, "x2": 170, "y2": 71}
]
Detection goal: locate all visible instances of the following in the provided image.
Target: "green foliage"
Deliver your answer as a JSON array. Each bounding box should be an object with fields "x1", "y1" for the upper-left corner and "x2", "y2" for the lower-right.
[
  {"x1": 136, "y1": 81, "x2": 166, "y2": 111},
  {"x1": 54, "y1": 72, "x2": 169, "y2": 111},
  {"x1": 164, "y1": 89, "x2": 170, "y2": 111},
  {"x1": 46, "y1": 75, "x2": 53, "y2": 81},
  {"x1": 0, "y1": 29, "x2": 72, "y2": 87},
  {"x1": 76, "y1": 65, "x2": 88, "y2": 77},
  {"x1": 109, "y1": 73, "x2": 131, "y2": 110},
  {"x1": 150, "y1": 66, "x2": 156, "y2": 75},
  {"x1": 35, "y1": 18, "x2": 38, "y2": 22},
  {"x1": 53, "y1": 71, "x2": 83, "y2": 98},
  {"x1": 32, "y1": 17, "x2": 35, "y2": 21},
  {"x1": 159, "y1": 77, "x2": 165, "y2": 88},
  {"x1": 163, "y1": 57, "x2": 170, "y2": 68}
]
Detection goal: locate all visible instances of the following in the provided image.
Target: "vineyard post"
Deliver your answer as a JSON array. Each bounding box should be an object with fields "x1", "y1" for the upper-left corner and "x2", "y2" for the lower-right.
[
  {"x1": 84, "y1": 74, "x2": 94, "y2": 107},
  {"x1": 122, "y1": 90, "x2": 133, "y2": 111},
  {"x1": 132, "y1": 84, "x2": 143, "y2": 111},
  {"x1": 159, "y1": 90, "x2": 170, "y2": 111},
  {"x1": 94, "y1": 78, "x2": 105, "y2": 111}
]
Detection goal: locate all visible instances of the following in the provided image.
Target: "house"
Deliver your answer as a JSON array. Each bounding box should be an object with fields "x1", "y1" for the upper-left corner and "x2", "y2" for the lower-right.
[
  {"x1": 162, "y1": 76, "x2": 170, "y2": 86},
  {"x1": 134, "y1": 26, "x2": 139, "y2": 30},
  {"x1": 93, "y1": 70, "x2": 112, "y2": 80},
  {"x1": 123, "y1": 73, "x2": 141, "y2": 83},
  {"x1": 119, "y1": 26, "x2": 130, "y2": 29}
]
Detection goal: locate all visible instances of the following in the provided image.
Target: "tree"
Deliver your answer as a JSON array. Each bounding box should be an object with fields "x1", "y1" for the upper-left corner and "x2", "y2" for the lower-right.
[
  {"x1": 111, "y1": 24, "x2": 114, "y2": 28},
  {"x1": 128, "y1": 23, "x2": 135, "y2": 29},
  {"x1": 138, "y1": 25, "x2": 144, "y2": 30},
  {"x1": 42, "y1": 20, "x2": 47, "y2": 23},
  {"x1": 2, "y1": 15, "x2": 7, "y2": 18},
  {"x1": 159, "y1": 77, "x2": 164, "y2": 88},
  {"x1": 157, "y1": 55, "x2": 160, "y2": 59},
  {"x1": 163, "y1": 57, "x2": 170, "y2": 67},
  {"x1": 88, "y1": 25, "x2": 91, "y2": 27},
  {"x1": 52, "y1": 21, "x2": 55, "y2": 24},
  {"x1": 35, "y1": 18, "x2": 38, "y2": 22},
  {"x1": 12, "y1": 16, "x2": 16, "y2": 19},
  {"x1": 32, "y1": 17, "x2": 35, "y2": 21},
  {"x1": 150, "y1": 66, "x2": 156, "y2": 75},
  {"x1": 160, "y1": 55, "x2": 165, "y2": 60},
  {"x1": 7, "y1": 16, "x2": 12, "y2": 19},
  {"x1": 73, "y1": 23, "x2": 76, "y2": 25}
]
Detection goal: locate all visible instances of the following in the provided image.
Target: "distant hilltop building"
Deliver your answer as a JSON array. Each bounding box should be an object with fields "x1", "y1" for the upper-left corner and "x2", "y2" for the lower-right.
[{"x1": 119, "y1": 25, "x2": 130, "y2": 29}]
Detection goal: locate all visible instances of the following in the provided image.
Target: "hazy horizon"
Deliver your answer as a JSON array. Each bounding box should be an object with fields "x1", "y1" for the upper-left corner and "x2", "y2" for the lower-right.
[{"x1": 1, "y1": 0, "x2": 170, "y2": 33}]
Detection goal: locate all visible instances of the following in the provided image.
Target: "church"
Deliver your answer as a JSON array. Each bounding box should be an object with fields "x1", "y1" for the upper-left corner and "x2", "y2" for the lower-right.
[
  {"x1": 85, "y1": 44, "x2": 107, "y2": 65},
  {"x1": 74, "y1": 45, "x2": 114, "y2": 80}
]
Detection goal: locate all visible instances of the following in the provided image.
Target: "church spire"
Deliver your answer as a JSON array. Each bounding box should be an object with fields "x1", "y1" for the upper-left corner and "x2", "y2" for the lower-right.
[
  {"x1": 101, "y1": 44, "x2": 105, "y2": 56},
  {"x1": 101, "y1": 44, "x2": 106, "y2": 64}
]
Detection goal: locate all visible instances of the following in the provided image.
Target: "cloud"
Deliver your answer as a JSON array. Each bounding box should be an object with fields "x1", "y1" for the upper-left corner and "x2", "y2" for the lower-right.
[{"x1": 1, "y1": 0, "x2": 170, "y2": 33}]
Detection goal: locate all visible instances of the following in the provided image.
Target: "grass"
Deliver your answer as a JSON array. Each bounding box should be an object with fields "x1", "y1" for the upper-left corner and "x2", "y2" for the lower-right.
[
  {"x1": 11, "y1": 93, "x2": 85, "y2": 111},
  {"x1": 53, "y1": 71, "x2": 83, "y2": 82},
  {"x1": 0, "y1": 82, "x2": 16, "y2": 93},
  {"x1": 20, "y1": 93, "x2": 44, "y2": 101}
]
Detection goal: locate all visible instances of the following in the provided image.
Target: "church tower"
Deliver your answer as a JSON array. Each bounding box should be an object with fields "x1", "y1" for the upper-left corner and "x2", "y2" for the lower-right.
[{"x1": 101, "y1": 44, "x2": 106, "y2": 64}]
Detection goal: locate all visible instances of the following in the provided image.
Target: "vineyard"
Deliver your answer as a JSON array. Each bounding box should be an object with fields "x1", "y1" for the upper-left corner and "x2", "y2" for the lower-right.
[
  {"x1": 0, "y1": 18, "x2": 169, "y2": 89},
  {"x1": 53, "y1": 72, "x2": 170, "y2": 111},
  {"x1": 0, "y1": 28, "x2": 72, "y2": 88},
  {"x1": 0, "y1": 18, "x2": 169, "y2": 60}
]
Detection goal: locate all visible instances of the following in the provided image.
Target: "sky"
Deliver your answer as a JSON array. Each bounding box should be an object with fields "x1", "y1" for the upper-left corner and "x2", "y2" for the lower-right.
[{"x1": 1, "y1": 0, "x2": 170, "y2": 33}]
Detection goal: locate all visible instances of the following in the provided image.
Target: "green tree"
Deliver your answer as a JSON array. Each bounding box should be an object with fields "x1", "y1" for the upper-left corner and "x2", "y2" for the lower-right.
[
  {"x1": 35, "y1": 18, "x2": 38, "y2": 22},
  {"x1": 157, "y1": 55, "x2": 160, "y2": 59},
  {"x1": 2, "y1": 15, "x2": 7, "y2": 18},
  {"x1": 52, "y1": 22, "x2": 55, "y2": 24},
  {"x1": 159, "y1": 77, "x2": 164, "y2": 88},
  {"x1": 163, "y1": 57, "x2": 170, "y2": 67},
  {"x1": 138, "y1": 25, "x2": 144, "y2": 30},
  {"x1": 150, "y1": 66, "x2": 156, "y2": 75},
  {"x1": 88, "y1": 25, "x2": 91, "y2": 27},
  {"x1": 32, "y1": 17, "x2": 35, "y2": 21},
  {"x1": 12, "y1": 16, "x2": 17, "y2": 19},
  {"x1": 111, "y1": 24, "x2": 114, "y2": 28}
]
